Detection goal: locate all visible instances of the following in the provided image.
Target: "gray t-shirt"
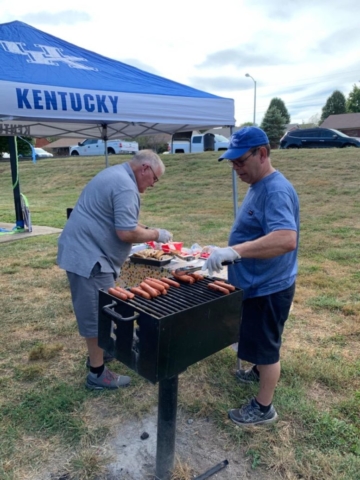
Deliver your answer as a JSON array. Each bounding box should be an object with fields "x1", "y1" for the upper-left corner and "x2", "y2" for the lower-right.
[{"x1": 57, "y1": 162, "x2": 139, "y2": 278}]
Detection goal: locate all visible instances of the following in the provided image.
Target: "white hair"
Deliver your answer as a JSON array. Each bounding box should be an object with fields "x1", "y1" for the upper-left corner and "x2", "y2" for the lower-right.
[{"x1": 130, "y1": 149, "x2": 165, "y2": 175}]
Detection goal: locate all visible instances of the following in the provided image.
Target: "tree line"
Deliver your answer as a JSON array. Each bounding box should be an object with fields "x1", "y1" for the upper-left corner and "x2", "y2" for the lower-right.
[{"x1": 252, "y1": 83, "x2": 360, "y2": 148}]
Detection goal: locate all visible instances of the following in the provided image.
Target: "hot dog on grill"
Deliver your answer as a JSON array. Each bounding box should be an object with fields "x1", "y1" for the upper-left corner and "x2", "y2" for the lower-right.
[
  {"x1": 189, "y1": 272, "x2": 204, "y2": 282},
  {"x1": 115, "y1": 286, "x2": 135, "y2": 299},
  {"x1": 146, "y1": 277, "x2": 170, "y2": 290},
  {"x1": 144, "y1": 278, "x2": 166, "y2": 293},
  {"x1": 130, "y1": 287, "x2": 151, "y2": 299},
  {"x1": 171, "y1": 271, "x2": 195, "y2": 284},
  {"x1": 160, "y1": 277, "x2": 181, "y2": 288},
  {"x1": 108, "y1": 287, "x2": 128, "y2": 301},
  {"x1": 140, "y1": 282, "x2": 160, "y2": 298},
  {"x1": 213, "y1": 280, "x2": 236, "y2": 292},
  {"x1": 208, "y1": 283, "x2": 230, "y2": 295}
]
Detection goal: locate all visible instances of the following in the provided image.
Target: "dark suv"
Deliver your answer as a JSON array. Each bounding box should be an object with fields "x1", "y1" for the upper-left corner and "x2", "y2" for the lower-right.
[{"x1": 279, "y1": 128, "x2": 360, "y2": 149}]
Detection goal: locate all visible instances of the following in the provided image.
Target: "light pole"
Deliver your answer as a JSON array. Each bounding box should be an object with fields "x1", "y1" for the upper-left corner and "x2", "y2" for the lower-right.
[{"x1": 245, "y1": 73, "x2": 257, "y2": 125}]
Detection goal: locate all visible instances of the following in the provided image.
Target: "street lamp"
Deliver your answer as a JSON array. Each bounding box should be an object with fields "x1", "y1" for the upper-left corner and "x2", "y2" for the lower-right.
[{"x1": 245, "y1": 73, "x2": 257, "y2": 125}]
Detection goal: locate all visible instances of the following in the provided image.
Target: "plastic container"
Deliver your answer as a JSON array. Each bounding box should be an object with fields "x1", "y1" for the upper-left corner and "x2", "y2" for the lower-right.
[{"x1": 161, "y1": 242, "x2": 183, "y2": 253}]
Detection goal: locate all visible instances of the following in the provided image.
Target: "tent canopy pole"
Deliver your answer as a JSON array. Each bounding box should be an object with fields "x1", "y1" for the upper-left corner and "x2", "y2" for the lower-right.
[
  {"x1": 8, "y1": 136, "x2": 24, "y2": 228},
  {"x1": 102, "y1": 124, "x2": 109, "y2": 168}
]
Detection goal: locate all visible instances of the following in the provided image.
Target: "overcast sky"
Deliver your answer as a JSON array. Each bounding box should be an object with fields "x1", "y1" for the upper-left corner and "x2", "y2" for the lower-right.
[{"x1": 1, "y1": 0, "x2": 359, "y2": 126}]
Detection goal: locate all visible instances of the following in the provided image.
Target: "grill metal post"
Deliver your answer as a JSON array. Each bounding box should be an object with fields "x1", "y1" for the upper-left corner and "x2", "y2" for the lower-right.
[{"x1": 155, "y1": 375, "x2": 178, "y2": 479}]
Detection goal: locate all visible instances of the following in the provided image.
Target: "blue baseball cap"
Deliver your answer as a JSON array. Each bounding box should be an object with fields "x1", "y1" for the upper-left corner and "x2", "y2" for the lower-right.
[{"x1": 218, "y1": 127, "x2": 269, "y2": 161}]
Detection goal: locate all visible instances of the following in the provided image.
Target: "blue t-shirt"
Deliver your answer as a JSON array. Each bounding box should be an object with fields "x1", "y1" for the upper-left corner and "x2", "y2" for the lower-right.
[
  {"x1": 57, "y1": 163, "x2": 139, "y2": 278},
  {"x1": 228, "y1": 171, "x2": 299, "y2": 299}
]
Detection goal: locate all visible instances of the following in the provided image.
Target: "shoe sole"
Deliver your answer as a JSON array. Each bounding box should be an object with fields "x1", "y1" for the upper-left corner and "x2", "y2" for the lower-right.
[{"x1": 228, "y1": 411, "x2": 278, "y2": 427}]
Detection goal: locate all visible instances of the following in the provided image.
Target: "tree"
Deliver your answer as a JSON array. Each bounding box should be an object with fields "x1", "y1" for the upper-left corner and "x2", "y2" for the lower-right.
[
  {"x1": 260, "y1": 106, "x2": 286, "y2": 148},
  {"x1": 0, "y1": 136, "x2": 33, "y2": 157},
  {"x1": 320, "y1": 90, "x2": 346, "y2": 123},
  {"x1": 240, "y1": 121, "x2": 254, "y2": 127},
  {"x1": 136, "y1": 134, "x2": 170, "y2": 153},
  {"x1": 308, "y1": 113, "x2": 320, "y2": 126},
  {"x1": 267, "y1": 98, "x2": 291, "y2": 125},
  {"x1": 346, "y1": 84, "x2": 360, "y2": 113}
]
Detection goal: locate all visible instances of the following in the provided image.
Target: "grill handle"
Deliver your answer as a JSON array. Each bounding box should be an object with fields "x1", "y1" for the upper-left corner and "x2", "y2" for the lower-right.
[{"x1": 102, "y1": 301, "x2": 140, "y2": 322}]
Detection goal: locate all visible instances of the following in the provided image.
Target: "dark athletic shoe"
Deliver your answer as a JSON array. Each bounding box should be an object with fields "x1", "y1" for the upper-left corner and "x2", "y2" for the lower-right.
[
  {"x1": 228, "y1": 398, "x2": 278, "y2": 427},
  {"x1": 86, "y1": 367, "x2": 130, "y2": 390},
  {"x1": 86, "y1": 351, "x2": 114, "y2": 369},
  {"x1": 235, "y1": 366, "x2": 260, "y2": 384}
]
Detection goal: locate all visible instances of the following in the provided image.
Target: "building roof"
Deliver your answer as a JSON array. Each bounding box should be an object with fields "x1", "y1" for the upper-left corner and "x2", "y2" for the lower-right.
[
  {"x1": 45, "y1": 138, "x2": 83, "y2": 149},
  {"x1": 320, "y1": 113, "x2": 360, "y2": 129},
  {"x1": 35, "y1": 138, "x2": 50, "y2": 148}
]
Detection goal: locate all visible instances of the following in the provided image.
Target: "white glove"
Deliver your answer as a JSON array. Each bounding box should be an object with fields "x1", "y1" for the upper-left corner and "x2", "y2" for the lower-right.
[
  {"x1": 155, "y1": 228, "x2": 173, "y2": 244},
  {"x1": 202, "y1": 247, "x2": 240, "y2": 276}
]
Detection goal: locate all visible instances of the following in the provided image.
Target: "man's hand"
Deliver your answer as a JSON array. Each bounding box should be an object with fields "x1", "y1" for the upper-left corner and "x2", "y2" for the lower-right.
[
  {"x1": 202, "y1": 247, "x2": 240, "y2": 276},
  {"x1": 155, "y1": 228, "x2": 173, "y2": 244}
]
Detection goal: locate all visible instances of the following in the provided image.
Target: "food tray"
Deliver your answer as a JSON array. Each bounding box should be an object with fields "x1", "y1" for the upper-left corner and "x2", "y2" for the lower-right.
[
  {"x1": 129, "y1": 255, "x2": 173, "y2": 267},
  {"x1": 174, "y1": 254, "x2": 195, "y2": 262}
]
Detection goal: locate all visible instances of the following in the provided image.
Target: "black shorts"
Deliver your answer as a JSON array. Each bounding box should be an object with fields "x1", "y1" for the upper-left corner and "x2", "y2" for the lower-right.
[{"x1": 238, "y1": 282, "x2": 296, "y2": 365}]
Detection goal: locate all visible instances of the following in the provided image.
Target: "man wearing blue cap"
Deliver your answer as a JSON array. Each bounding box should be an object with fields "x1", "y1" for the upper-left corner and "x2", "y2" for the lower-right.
[{"x1": 203, "y1": 126, "x2": 299, "y2": 426}]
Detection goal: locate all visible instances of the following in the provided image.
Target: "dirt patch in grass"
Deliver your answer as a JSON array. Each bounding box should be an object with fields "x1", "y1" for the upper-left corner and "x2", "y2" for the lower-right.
[
  {"x1": 305, "y1": 381, "x2": 347, "y2": 410},
  {"x1": 30, "y1": 407, "x2": 276, "y2": 480}
]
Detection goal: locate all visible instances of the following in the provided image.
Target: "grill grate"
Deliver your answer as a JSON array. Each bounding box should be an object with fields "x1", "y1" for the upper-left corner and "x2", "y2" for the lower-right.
[{"x1": 122, "y1": 278, "x2": 230, "y2": 318}]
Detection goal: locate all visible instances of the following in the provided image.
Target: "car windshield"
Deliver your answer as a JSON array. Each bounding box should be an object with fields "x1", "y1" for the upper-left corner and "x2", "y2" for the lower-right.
[
  {"x1": 214, "y1": 135, "x2": 229, "y2": 142},
  {"x1": 329, "y1": 129, "x2": 349, "y2": 138}
]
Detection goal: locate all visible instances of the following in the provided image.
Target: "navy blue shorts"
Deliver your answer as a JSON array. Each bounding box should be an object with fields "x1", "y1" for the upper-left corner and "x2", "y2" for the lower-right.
[{"x1": 238, "y1": 283, "x2": 295, "y2": 365}]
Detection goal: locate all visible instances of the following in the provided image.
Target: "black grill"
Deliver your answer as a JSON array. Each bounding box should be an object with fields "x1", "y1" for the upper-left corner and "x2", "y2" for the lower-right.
[
  {"x1": 97, "y1": 276, "x2": 243, "y2": 480},
  {"x1": 98, "y1": 277, "x2": 242, "y2": 384}
]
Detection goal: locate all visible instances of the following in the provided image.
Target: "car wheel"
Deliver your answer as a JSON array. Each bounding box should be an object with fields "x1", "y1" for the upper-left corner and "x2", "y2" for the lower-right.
[
  {"x1": 107, "y1": 148, "x2": 115, "y2": 155},
  {"x1": 287, "y1": 145, "x2": 299, "y2": 149},
  {"x1": 342, "y1": 144, "x2": 353, "y2": 148},
  {"x1": 71, "y1": 151, "x2": 79, "y2": 156}
]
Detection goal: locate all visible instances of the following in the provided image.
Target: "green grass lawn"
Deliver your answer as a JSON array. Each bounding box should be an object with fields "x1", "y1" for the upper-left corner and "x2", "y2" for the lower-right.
[{"x1": 0, "y1": 148, "x2": 360, "y2": 479}]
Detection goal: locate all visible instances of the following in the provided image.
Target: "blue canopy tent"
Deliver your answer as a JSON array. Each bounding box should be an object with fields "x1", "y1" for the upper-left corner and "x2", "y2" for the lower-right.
[{"x1": 0, "y1": 20, "x2": 236, "y2": 231}]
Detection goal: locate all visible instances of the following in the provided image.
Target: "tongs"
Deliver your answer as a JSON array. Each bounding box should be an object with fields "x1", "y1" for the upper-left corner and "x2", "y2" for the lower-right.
[{"x1": 174, "y1": 259, "x2": 241, "y2": 276}]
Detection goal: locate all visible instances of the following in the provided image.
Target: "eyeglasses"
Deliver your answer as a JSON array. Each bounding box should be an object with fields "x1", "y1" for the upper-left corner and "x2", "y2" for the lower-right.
[
  {"x1": 145, "y1": 164, "x2": 159, "y2": 183},
  {"x1": 228, "y1": 148, "x2": 259, "y2": 168}
]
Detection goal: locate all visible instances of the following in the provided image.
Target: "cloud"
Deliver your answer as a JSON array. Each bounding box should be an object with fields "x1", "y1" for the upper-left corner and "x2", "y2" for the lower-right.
[
  {"x1": 312, "y1": 26, "x2": 360, "y2": 55},
  {"x1": 189, "y1": 76, "x2": 254, "y2": 92},
  {"x1": 19, "y1": 11, "x2": 91, "y2": 26},
  {"x1": 197, "y1": 47, "x2": 289, "y2": 69},
  {"x1": 243, "y1": 0, "x2": 312, "y2": 20},
  {"x1": 266, "y1": 82, "x2": 337, "y2": 98}
]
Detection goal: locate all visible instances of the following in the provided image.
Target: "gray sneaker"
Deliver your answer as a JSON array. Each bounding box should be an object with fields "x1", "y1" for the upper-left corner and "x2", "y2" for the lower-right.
[
  {"x1": 228, "y1": 398, "x2": 278, "y2": 427},
  {"x1": 235, "y1": 366, "x2": 260, "y2": 384},
  {"x1": 86, "y1": 367, "x2": 131, "y2": 390}
]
